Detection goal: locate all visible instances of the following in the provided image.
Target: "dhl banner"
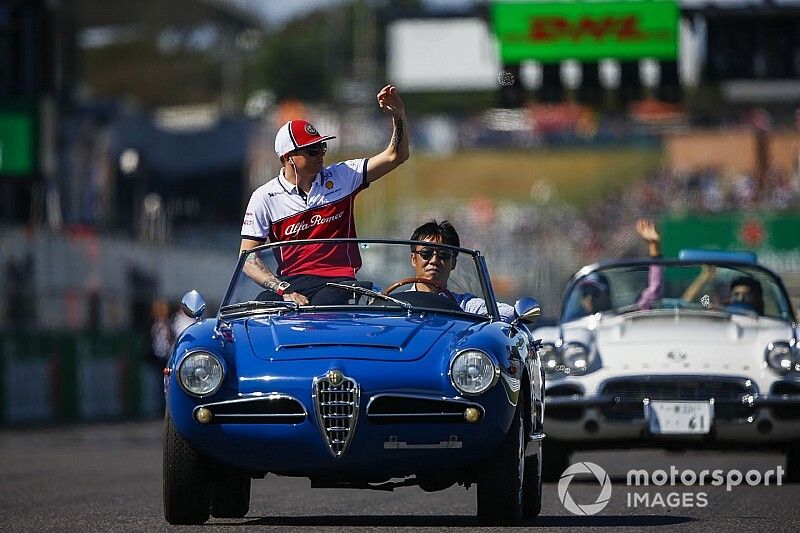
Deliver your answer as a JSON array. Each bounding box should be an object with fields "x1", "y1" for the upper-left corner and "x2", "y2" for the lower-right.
[{"x1": 491, "y1": 0, "x2": 679, "y2": 63}]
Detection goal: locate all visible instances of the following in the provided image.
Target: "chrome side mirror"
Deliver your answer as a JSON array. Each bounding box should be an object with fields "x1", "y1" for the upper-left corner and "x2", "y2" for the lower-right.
[
  {"x1": 181, "y1": 290, "x2": 206, "y2": 319},
  {"x1": 512, "y1": 297, "x2": 541, "y2": 326}
]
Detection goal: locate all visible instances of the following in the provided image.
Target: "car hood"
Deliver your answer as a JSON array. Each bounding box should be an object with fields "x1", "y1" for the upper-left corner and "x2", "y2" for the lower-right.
[
  {"x1": 564, "y1": 310, "x2": 793, "y2": 372},
  {"x1": 241, "y1": 312, "x2": 464, "y2": 361}
]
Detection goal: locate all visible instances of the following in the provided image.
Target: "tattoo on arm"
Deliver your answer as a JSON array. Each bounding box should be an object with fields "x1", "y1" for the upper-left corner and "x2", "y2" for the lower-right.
[
  {"x1": 392, "y1": 119, "x2": 404, "y2": 151},
  {"x1": 244, "y1": 253, "x2": 279, "y2": 288}
]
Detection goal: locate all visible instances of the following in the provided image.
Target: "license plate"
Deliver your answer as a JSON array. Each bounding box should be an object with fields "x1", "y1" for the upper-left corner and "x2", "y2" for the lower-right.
[{"x1": 646, "y1": 401, "x2": 713, "y2": 435}]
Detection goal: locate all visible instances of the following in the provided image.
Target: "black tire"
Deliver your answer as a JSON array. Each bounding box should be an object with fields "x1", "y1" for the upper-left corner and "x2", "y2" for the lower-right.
[
  {"x1": 523, "y1": 447, "x2": 543, "y2": 518},
  {"x1": 787, "y1": 442, "x2": 800, "y2": 483},
  {"x1": 163, "y1": 413, "x2": 212, "y2": 525},
  {"x1": 477, "y1": 404, "x2": 525, "y2": 526},
  {"x1": 542, "y1": 438, "x2": 571, "y2": 482},
  {"x1": 210, "y1": 469, "x2": 251, "y2": 518}
]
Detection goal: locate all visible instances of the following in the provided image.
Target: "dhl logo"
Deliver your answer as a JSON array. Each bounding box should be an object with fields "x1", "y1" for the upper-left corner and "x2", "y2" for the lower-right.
[{"x1": 510, "y1": 15, "x2": 671, "y2": 43}]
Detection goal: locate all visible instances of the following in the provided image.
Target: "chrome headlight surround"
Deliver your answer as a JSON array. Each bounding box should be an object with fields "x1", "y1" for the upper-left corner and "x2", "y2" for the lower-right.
[
  {"x1": 539, "y1": 343, "x2": 561, "y2": 374},
  {"x1": 764, "y1": 340, "x2": 798, "y2": 375},
  {"x1": 178, "y1": 350, "x2": 225, "y2": 397},
  {"x1": 562, "y1": 342, "x2": 594, "y2": 375},
  {"x1": 449, "y1": 349, "x2": 499, "y2": 396}
]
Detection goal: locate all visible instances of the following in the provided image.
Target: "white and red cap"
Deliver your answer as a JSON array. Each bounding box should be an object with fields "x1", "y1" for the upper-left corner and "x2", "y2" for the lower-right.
[{"x1": 274, "y1": 120, "x2": 336, "y2": 157}]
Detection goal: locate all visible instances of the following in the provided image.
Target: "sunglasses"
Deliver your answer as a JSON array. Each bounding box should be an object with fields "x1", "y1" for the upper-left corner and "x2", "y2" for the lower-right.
[
  {"x1": 299, "y1": 142, "x2": 327, "y2": 157},
  {"x1": 414, "y1": 248, "x2": 454, "y2": 261},
  {"x1": 580, "y1": 285, "x2": 604, "y2": 297}
]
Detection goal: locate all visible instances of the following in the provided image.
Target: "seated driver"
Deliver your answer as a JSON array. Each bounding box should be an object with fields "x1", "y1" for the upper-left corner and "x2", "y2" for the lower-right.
[
  {"x1": 727, "y1": 276, "x2": 764, "y2": 315},
  {"x1": 576, "y1": 272, "x2": 612, "y2": 315},
  {"x1": 683, "y1": 268, "x2": 764, "y2": 315},
  {"x1": 408, "y1": 220, "x2": 516, "y2": 322}
]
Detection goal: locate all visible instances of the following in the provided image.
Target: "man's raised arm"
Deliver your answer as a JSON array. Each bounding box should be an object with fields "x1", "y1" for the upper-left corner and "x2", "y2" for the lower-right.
[{"x1": 365, "y1": 85, "x2": 409, "y2": 184}]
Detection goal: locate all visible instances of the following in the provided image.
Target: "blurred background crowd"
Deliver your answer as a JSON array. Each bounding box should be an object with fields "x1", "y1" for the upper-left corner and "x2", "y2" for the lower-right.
[{"x1": 1, "y1": 0, "x2": 799, "y2": 424}]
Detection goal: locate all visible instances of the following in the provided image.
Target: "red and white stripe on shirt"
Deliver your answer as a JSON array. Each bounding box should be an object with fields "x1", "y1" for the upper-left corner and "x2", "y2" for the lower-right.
[{"x1": 241, "y1": 159, "x2": 367, "y2": 277}]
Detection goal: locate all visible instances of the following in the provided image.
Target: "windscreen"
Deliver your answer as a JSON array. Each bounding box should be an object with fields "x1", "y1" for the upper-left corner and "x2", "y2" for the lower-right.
[
  {"x1": 223, "y1": 240, "x2": 493, "y2": 317},
  {"x1": 563, "y1": 262, "x2": 793, "y2": 322}
]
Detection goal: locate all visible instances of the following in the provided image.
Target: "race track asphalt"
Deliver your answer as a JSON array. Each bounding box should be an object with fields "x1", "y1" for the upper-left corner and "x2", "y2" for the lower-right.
[{"x1": 1, "y1": 420, "x2": 798, "y2": 532}]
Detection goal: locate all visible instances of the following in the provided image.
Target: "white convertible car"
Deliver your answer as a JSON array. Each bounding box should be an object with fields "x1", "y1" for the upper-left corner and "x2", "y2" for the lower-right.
[{"x1": 535, "y1": 250, "x2": 800, "y2": 481}]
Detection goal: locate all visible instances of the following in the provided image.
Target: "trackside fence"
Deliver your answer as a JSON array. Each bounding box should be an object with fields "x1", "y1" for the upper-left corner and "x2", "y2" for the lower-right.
[{"x1": 0, "y1": 331, "x2": 164, "y2": 426}]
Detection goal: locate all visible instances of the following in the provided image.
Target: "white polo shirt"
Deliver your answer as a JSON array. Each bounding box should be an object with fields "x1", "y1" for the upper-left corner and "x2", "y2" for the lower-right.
[{"x1": 241, "y1": 159, "x2": 368, "y2": 278}]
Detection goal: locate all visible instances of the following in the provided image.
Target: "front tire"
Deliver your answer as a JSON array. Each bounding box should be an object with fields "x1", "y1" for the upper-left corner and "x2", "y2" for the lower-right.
[
  {"x1": 210, "y1": 469, "x2": 251, "y2": 518},
  {"x1": 163, "y1": 413, "x2": 212, "y2": 525},
  {"x1": 523, "y1": 446, "x2": 543, "y2": 517},
  {"x1": 542, "y1": 438, "x2": 571, "y2": 482},
  {"x1": 477, "y1": 404, "x2": 525, "y2": 525},
  {"x1": 787, "y1": 441, "x2": 800, "y2": 483}
]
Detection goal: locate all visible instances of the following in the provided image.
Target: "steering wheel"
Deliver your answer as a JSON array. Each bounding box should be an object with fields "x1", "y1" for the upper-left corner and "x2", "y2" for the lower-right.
[{"x1": 382, "y1": 277, "x2": 456, "y2": 302}]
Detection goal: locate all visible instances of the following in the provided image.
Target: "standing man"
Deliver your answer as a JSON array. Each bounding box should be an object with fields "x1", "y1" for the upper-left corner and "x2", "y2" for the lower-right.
[{"x1": 240, "y1": 85, "x2": 409, "y2": 305}]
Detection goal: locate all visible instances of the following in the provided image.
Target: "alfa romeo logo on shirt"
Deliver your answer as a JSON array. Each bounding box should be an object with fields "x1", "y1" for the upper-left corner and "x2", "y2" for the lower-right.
[{"x1": 305, "y1": 123, "x2": 318, "y2": 135}]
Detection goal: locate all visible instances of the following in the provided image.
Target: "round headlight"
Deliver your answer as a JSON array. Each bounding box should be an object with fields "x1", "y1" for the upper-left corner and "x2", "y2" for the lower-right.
[
  {"x1": 539, "y1": 343, "x2": 561, "y2": 374},
  {"x1": 765, "y1": 341, "x2": 797, "y2": 374},
  {"x1": 450, "y1": 350, "x2": 498, "y2": 395},
  {"x1": 562, "y1": 342, "x2": 593, "y2": 374},
  {"x1": 178, "y1": 351, "x2": 224, "y2": 396}
]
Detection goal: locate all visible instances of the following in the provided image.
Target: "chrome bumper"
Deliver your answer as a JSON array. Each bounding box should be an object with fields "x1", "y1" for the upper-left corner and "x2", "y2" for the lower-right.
[
  {"x1": 543, "y1": 393, "x2": 800, "y2": 445},
  {"x1": 545, "y1": 393, "x2": 800, "y2": 408}
]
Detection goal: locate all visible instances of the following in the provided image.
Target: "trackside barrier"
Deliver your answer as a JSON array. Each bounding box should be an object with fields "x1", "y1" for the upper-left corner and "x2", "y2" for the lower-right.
[{"x1": 0, "y1": 331, "x2": 155, "y2": 426}]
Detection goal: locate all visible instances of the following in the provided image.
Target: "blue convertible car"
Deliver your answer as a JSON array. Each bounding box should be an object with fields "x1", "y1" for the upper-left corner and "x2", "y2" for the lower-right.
[{"x1": 163, "y1": 238, "x2": 544, "y2": 525}]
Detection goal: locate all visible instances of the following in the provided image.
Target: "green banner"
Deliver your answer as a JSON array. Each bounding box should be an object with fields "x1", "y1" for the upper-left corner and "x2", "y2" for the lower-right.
[
  {"x1": 661, "y1": 214, "x2": 800, "y2": 256},
  {"x1": 491, "y1": 0, "x2": 679, "y2": 63},
  {"x1": 0, "y1": 100, "x2": 38, "y2": 177}
]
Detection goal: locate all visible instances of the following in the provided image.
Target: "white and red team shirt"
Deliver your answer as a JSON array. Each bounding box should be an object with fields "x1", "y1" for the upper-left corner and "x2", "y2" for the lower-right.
[{"x1": 241, "y1": 159, "x2": 368, "y2": 278}]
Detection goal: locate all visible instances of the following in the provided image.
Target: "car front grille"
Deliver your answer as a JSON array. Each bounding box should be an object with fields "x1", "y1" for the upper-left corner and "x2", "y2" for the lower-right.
[
  {"x1": 599, "y1": 376, "x2": 757, "y2": 421},
  {"x1": 770, "y1": 382, "x2": 800, "y2": 420},
  {"x1": 313, "y1": 371, "x2": 359, "y2": 458},
  {"x1": 545, "y1": 383, "x2": 585, "y2": 420}
]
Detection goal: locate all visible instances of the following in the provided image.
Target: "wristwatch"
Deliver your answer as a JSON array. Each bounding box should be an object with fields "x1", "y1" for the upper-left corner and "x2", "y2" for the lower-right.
[{"x1": 274, "y1": 281, "x2": 291, "y2": 296}]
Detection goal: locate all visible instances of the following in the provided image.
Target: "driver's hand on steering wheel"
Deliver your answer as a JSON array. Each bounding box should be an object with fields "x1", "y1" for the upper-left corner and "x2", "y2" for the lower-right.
[{"x1": 284, "y1": 292, "x2": 308, "y2": 305}]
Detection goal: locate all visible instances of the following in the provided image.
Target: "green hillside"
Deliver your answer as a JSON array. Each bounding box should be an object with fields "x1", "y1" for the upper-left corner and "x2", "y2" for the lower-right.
[{"x1": 344, "y1": 147, "x2": 664, "y2": 224}]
